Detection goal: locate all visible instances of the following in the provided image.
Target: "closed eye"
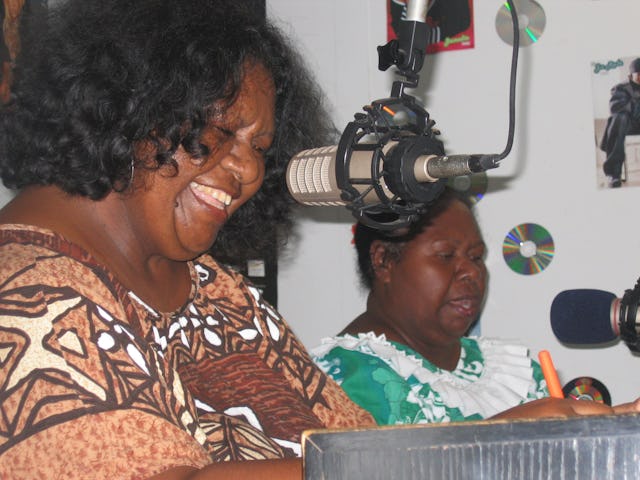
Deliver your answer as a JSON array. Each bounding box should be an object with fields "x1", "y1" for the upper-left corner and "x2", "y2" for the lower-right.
[
  {"x1": 252, "y1": 136, "x2": 274, "y2": 159},
  {"x1": 213, "y1": 124, "x2": 234, "y2": 137},
  {"x1": 197, "y1": 125, "x2": 234, "y2": 156},
  {"x1": 469, "y1": 246, "x2": 486, "y2": 262},
  {"x1": 253, "y1": 144, "x2": 267, "y2": 154}
]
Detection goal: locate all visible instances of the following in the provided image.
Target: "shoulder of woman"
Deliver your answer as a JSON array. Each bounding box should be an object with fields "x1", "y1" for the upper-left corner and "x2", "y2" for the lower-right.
[
  {"x1": 0, "y1": 225, "x2": 121, "y2": 306},
  {"x1": 310, "y1": 331, "x2": 390, "y2": 359}
]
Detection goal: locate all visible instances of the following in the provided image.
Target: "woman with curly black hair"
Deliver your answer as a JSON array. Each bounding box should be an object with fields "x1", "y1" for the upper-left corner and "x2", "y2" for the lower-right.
[{"x1": 0, "y1": 0, "x2": 374, "y2": 478}]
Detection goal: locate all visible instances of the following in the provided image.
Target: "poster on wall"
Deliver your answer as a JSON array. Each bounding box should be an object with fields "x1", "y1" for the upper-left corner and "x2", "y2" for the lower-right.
[
  {"x1": 387, "y1": 0, "x2": 475, "y2": 54},
  {"x1": 591, "y1": 55, "x2": 640, "y2": 190}
]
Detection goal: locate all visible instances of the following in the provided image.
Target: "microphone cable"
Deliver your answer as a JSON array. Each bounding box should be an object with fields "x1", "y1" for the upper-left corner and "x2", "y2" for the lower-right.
[{"x1": 491, "y1": 0, "x2": 520, "y2": 168}]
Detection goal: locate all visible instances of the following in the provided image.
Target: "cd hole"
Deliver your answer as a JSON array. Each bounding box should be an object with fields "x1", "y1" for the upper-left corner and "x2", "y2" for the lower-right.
[{"x1": 519, "y1": 240, "x2": 538, "y2": 258}]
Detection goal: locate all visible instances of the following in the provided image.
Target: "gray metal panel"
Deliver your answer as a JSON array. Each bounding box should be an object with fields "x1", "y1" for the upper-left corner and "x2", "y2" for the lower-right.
[{"x1": 303, "y1": 413, "x2": 640, "y2": 479}]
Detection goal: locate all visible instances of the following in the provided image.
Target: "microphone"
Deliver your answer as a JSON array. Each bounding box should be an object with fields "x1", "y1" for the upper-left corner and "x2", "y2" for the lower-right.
[
  {"x1": 285, "y1": 0, "x2": 521, "y2": 230},
  {"x1": 284, "y1": 93, "x2": 501, "y2": 231},
  {"x1": 286, "y1": 143, "x2": 495, "y2": 206},
  {"x1": 550, "y1": 284, "x2": 640, "y2": 352},
  {"x1": 550, "y1": 289, "x2": 621, "y2": 344}
]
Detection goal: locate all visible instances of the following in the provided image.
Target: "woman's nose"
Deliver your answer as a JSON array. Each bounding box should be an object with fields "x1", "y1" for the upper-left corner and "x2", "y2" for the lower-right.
[
  {"x1": 220, "y1": 142, "x2": 261, "y2": 184},
  {"x1": 457, "y1": 257, "x2": 485, "y2": 282}
]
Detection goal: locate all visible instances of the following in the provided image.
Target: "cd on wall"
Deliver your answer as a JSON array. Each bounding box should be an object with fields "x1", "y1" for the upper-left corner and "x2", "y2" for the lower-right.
[
  {"x1": 447, "y1": 172, "x2": 488, "y2": 205},
  {"x1": 563, "y1": 377, "x2": 611, "y2": 406},
  {"x1": 495, "y1": 0, "x2": 546, "y2": 47},
  {"x1": 502, "y1": 223, "x2": 554, "y2": 275}
]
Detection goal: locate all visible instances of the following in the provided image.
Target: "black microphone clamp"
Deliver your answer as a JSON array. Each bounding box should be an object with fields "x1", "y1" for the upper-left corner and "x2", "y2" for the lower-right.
[
  {"x1": 619, "y1": 278, "x2": 640, "y2": 352},
  {"x1": 332, "y1": 0, "x2": 456, "y2": 230},
  {"x1": 335, "y1": 95, "x2": 447, "y2": 230}
]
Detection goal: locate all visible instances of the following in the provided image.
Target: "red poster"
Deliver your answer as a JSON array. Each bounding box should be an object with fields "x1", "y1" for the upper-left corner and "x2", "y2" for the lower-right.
[{"x1": 387, "y1": 0, "x2": 475, "y2": 54}]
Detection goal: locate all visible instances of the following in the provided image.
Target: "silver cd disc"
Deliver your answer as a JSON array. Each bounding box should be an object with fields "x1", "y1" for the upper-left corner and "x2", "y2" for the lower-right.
[{"x1": 496, "y1": 0, "x2": 546, "y2": 47}]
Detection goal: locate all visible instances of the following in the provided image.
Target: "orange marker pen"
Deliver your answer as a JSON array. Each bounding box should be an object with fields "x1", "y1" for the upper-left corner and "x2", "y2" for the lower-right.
[{"x1": 538, "y1": 350, "x2": 564, "y2": 399}]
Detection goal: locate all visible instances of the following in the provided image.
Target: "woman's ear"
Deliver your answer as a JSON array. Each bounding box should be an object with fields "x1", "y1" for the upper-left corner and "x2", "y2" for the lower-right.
[{"x1": 370, "y1": 240, "x2": 392, "y2": 284}]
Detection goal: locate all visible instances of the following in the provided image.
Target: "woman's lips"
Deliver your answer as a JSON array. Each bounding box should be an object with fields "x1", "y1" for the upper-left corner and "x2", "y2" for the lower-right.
[{"x1": 448, "y1": 296, "x2": 481, "y2": 317}]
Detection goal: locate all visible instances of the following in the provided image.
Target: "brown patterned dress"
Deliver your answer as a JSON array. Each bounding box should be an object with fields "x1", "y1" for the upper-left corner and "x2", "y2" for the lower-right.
[{"x1": 0, "y1": 225, "x2": 374, "y2": 479}]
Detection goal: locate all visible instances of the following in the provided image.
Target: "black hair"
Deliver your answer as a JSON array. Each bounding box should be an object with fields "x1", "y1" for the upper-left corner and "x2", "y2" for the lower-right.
[
  {"x1": 353, "y1": 187, "x2": 475, "y2": 290},
  {"x1": 0, "y1": 0, "x2": 336, "y2": 260}
]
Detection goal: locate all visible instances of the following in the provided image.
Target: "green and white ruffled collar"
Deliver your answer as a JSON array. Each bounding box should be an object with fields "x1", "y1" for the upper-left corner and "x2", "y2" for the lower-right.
[{"x1": 312, "y1": 332, "x2": 539, "y2": 419}]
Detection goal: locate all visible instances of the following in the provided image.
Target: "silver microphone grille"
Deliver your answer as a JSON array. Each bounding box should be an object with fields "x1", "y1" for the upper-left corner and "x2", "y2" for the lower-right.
[{"x1": 286, "y1": 145, "x2": 346, "y2": 206}]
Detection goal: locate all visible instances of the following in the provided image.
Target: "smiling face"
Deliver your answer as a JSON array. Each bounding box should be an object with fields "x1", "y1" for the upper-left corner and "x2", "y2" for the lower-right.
[
  {"x1": 374, "y1": 199, "x2": 487, "y2": 351},
  {"x1": 121, "y1": 63, "x2": 276, "y2": 261}
]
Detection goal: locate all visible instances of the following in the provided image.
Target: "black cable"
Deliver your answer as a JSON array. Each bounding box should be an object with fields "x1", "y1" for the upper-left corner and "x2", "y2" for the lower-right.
[{"x1": 495, "y1": 0, "x2": 520, "y2": 163}]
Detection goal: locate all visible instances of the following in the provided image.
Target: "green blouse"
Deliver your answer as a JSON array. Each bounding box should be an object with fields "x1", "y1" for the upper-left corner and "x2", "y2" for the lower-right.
[{"x1": 312, "y1": 333, "x2": 548, "y2": 425}]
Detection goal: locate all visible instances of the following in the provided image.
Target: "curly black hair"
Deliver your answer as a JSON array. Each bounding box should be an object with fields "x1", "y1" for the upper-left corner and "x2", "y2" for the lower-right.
[
  {"x1": 0, "y1": 0, "x2": 336, "y2": 261},
  {"x1": 353, "y1": 187, "x2": 475, "y2": 290}
]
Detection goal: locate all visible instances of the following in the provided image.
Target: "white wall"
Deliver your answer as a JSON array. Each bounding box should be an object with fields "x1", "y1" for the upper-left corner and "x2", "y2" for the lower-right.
[
  {"x1": 269, "y1": 0, "x2": 640, "y2": 404},
  {"x1": 0, "y1": 188, "x2": 14, "y2": 206}
]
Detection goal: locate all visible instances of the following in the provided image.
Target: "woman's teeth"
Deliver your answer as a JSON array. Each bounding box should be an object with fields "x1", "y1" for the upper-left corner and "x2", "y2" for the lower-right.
[{"x1": 191, "y1": 182, "x2": 232, "y2": 207}]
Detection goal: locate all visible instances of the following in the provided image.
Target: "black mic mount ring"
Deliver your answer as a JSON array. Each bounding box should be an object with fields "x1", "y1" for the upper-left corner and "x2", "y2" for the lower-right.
[
  {"x1": 620, "y1": 278, "x2": 640, "y2": 353},
  {"x1": 384, "y1": 135, "x2": 446, "y2": 205},
  {"x1": 334, "y1": 94, "x2": 445, "y2": 230}
]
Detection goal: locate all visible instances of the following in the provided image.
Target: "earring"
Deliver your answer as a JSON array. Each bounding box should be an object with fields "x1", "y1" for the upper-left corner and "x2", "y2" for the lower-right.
[{"x1": 127, "y1": 159, "x2": 135, "y2": 189}]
